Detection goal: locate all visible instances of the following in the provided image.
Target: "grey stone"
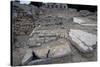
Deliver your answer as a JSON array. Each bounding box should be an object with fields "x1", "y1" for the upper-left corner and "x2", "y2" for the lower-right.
[
  {"x1": 28, "y1": 58, "x2": 52, "y2": 65},
  {"x1": 28, "y1": 37, "x2": 44, "y2": 47},
  {"x1": 33, "y1": 47, "x2": 49, "y2": 58},
  {"x1": 73, "y1": 17, "x2": 97, "y2": 26},
  {"x1": 32, "y1": 38, "x2": 72, "y2": 58},
  {"x1": 79, "y1": 10, "x2": 92, "y2": 16},
  {"x1": 69, "y1": 29, "x2": 97, "y2": 53},
  {"x1": 33, "y1": 29, "x2": 68, "y2": 38},
  {"x1": 27, "y1": 38, "x2": 37, "y2": 47},
  {"x1": 28, "y1": 33, "x2": 44, "y2": 47},
  {"x1": 45, "y1": 37, "x2": 57, "y2": 43},
  {"x1": 36, "y1": 37, "x2": 45, "y2": 43},
  {"x1": 48, "y1": 39, "x2": 72, "y2": 58},
  {"x1": 22, "y1": 49, "x2": 33, "y2": 65}
]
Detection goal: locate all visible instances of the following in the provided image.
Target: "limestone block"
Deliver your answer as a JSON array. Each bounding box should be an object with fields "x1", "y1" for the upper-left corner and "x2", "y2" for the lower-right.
[{"x1": 69, "y1": 29, "x2": 97, "y2": 53}]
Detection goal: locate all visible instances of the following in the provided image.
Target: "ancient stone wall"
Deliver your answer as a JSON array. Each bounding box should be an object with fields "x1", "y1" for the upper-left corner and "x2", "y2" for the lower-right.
[{"x1": 12, "y1": 2, "x2": 37, "y2": 36}]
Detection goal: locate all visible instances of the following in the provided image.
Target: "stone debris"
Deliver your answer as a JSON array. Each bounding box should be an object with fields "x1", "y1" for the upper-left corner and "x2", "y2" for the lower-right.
[
  {"x1": 32, "y1": 38, "x2": 72, "y2": 58},
  {"x1": 33, "y1": 47, "x2": 49, "y2": 58},
  {"x1": 28, "y1": 28, "x2": 69, "y2": 47},
  {"x1": 45, "y1": 36, "x2": 57, "y2": 43},
  {"x1": 22, "y1": 49, "x2": 33, "y2": 65},
  {"x1": 48, "y1": 39, "x2": 72, "y2": 58},
  {"x1": 69, "y1": 29, "x2": 97, "y2": 53},
  {"x1": 27, "y1": 36, "x2": 44, "y2": 47},
  {"x1": 28, "y1": 58, "x2": 52, "y2": 65},
  {"x1": 12, "y1": 48, "x2": 27, "y2": 66},
  {"x1": 30, "y1": 29, "x2": 68, "y2": 38},
  {"x1": 29, "y1": 25, "x2": 41, "y2": 36}
]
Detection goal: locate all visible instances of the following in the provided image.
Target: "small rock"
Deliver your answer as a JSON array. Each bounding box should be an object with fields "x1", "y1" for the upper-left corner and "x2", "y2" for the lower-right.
[
  {"x1": 27, "y1": 38, "x2": 37, "y2": 47},
  {"x1": 36, "y1": 37, "x2": 45, "y2": 43},
  {"x1": 28, "y1": 36, "x2": 44, "y2": 47}
]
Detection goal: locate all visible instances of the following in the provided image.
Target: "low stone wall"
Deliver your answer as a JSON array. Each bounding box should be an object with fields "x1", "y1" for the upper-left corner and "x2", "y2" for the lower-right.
[{"x1": 12, "y1": 11, "x2": 35, "y2": 36}]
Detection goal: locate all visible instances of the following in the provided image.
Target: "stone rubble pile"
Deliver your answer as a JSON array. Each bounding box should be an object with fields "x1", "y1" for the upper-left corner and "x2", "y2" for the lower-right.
[
  {"x1": 28, "y1": 29, "x2": 68, "y2": 47},
  {"x1": 22, "y1": 38, "x2": 72, "y2": 65},
  {"x1": 33, "y1": 38, "x2": 72, "y2": 58}
]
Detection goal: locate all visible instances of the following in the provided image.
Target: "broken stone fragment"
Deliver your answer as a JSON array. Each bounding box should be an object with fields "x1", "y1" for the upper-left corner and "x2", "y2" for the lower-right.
[
  {"x1": 28, "y1": 58, "x2": 52, "y2": 65},
  {"x1": 32, "y1": 38, "x2": 72, "y2": 58},
  {"x1": 36, "y1": 37, "x2": 45, "y2": 43},
  {"x1": 69, "y1": 29, "x2": 97, "y2": 53},
  {"x1": 27, "y1": 38, "x2": 37, "y2": 47},
  {"x1": 48, "y1": 39, "x2": 72, "y2": 58},
  {"x1": 33, "y1": 47, "x2": 49, "y2": 58},
  {"x1": 22, "y1": 49, "x2": 33, "y2": 65},
  {"x1": 27, "y1": 35, "x2": 44, "y2": 47},
  {"x1": 45, "y1": 36, "x2": 57, "y2": 43}
]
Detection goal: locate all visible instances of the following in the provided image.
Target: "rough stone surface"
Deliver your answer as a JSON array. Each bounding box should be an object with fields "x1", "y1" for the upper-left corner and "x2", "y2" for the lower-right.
[
  {"x1": 33, "y1": 47, "x2": 49, "y2": 58},
  {"x1": 79, "y1": 10, "x2": 92, "y2": 16},
  {"x1": 73, "y1": 17, "x2": 97, "y2": 26},
  {"x1": 22, "y1": 49, "x2": 33, "y2": 65},
  {"x1": 28, "y1": 28, "x2": 69, "y2": 47},
  {"x1": 48, "y1": 39, "x2": 72, "y2": 58},
  {"x1": 12, "y1": 48, "x2": 26, "y2": 66},
  {"x1": 27, "y1": 37, "x2": 38, "y2": 47},
  {"x1": 69, "y1": 29, "x2": 97, "y2": 53},
  {"x1": 32, "y1": 29, "x2": 68, "y2": 38},
  {"x1": 32, "y1": 38, "x2": 72, "y2": 58},
  {"x1": 28, "y1": 33, "x2": 45, "y2": 47}
]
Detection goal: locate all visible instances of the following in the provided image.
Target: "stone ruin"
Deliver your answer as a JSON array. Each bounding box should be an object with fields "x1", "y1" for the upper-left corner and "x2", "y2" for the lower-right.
[{"x1": 11, "y1": 1, "x2": 97, "y2": 66}]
